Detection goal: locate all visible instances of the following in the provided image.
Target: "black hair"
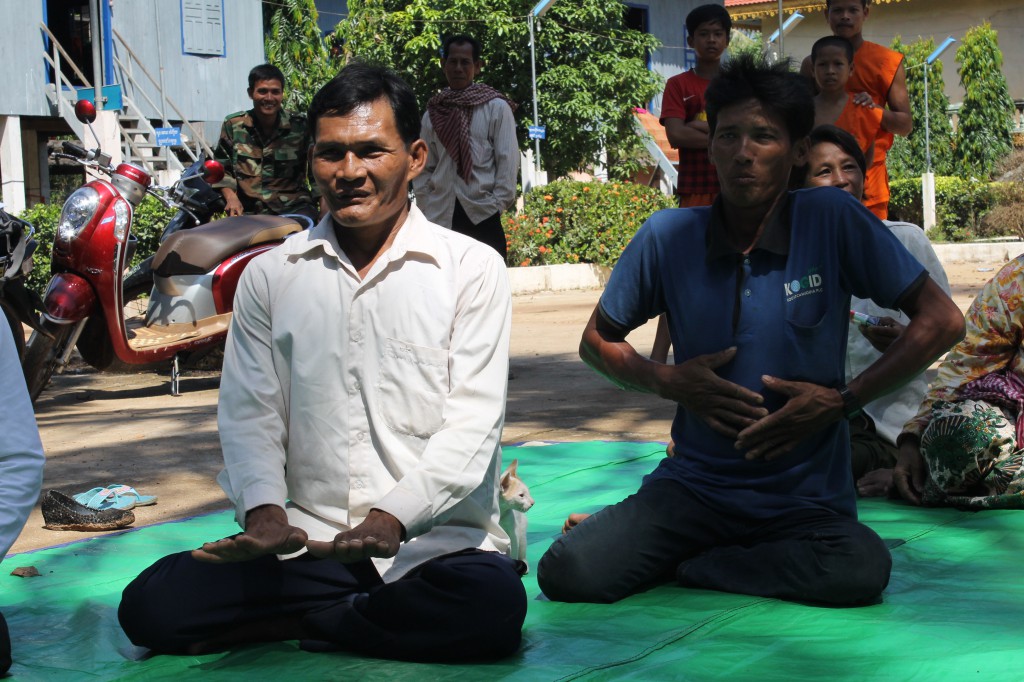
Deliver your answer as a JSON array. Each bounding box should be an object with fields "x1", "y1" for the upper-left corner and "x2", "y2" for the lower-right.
[
  {"x1": 686, "y1": 4, "x2": 733, "y2": 37},
  {"x1": 308, "y1": 62, "x2": 421, "y2": 145},
  {"x1": 791, "y1": 124, "x2": 867, "y2": 188},
  {"x1": 811, "y1": 35, "x2": 854, "y2": 63},
  {"x1": 705, "y1": 52, "x2": 814, "y2": 143},
  {"x1": 248, "y1": 64, "x2": 285, "y2": 91},
  {"x1": 826, "y1": 0, "x2": 869, "y2": 8},
  {"x1": 442, "y1": 34, "x2": 482, "y2": 60},
  {"x1": 809, "y1": 125, "x2": 867, "y2": 175}
]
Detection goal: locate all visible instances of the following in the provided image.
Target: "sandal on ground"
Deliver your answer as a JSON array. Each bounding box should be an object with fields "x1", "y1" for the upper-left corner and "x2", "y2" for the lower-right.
[
  {"x1": 103, "y1": 484, "x2": 158, "y2": 506},
  {"x1": 72, "y1": 486, "x2": 137, "y2": 511},
  {"x1": 42, "y1": 491, "x2": 135, "y2": 532}
]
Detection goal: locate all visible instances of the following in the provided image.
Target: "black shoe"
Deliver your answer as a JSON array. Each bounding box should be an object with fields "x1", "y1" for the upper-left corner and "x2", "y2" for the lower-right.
[{"x1": 41, "y1": 490, "x2": 135, "y2": 532}]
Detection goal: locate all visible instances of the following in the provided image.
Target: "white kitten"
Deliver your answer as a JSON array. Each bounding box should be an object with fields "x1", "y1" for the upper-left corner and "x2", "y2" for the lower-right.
[{"x1": 499, "y1": 459, "x2": 534, "y2": 570}]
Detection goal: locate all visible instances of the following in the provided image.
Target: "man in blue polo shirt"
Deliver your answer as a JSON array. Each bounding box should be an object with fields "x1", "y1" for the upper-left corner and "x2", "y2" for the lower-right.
[{"x1": 536, "y1": 54, "x2": 964, "y2": 607}]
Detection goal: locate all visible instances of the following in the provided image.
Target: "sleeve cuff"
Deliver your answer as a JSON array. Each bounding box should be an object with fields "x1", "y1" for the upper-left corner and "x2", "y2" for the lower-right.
[{"x1": 372, "y1": 485, "x2": 433, "y2": 541}]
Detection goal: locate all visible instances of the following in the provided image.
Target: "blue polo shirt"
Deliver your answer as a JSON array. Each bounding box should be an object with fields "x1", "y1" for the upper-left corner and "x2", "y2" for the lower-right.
[{"x1": 599, "y1": 187, "x2": 927, "y2": 518}]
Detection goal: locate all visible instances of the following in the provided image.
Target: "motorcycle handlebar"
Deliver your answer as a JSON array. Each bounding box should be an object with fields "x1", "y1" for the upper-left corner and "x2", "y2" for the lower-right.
[{"x1": 61, "y1": 141, "x2": 89, "y2": 159}]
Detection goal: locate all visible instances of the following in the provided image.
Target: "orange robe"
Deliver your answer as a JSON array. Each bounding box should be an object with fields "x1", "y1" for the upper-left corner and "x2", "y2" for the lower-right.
[
  {"x1": 834, "y1": 97, "x2": 884, "y2": 168},
  {"x1": 847, "y1": 41, "x2": 904, "y2": 220}
]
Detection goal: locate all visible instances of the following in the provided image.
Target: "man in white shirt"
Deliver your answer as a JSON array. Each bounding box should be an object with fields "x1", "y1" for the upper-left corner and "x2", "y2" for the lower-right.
[
  {"x1": 118, "y1": 63, "x2": 525, "y2": 662},
  {"x1": 0, "y1": 322, "x2": 45, "y2": 675},
  {"x1": 413, "y1": 34, "x2": 519, "y2": 259}
]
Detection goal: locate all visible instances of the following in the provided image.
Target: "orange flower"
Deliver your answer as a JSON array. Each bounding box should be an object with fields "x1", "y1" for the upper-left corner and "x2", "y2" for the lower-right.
[
  {"x1": 520, "y1": 259, "x2": 531, "y2": 266},
  {"x1": 544, "y1": 194, "x2": 553, "y2": 201},
  {"x1": 555, "y1": 207, "x2": 563, "y2": 213},
  {"x1": 538, "y1": 246, "x2": 548, "y2": 254},
  {"x1": 546, "y1": 230, "x2": 553, "y2": 238},
  {"x1": 583, "y1": 186, "x2": 590, "y2": 193},
  {"x1": 541, "y1": 216, "x2": 550, "y2": 224},
  {"x1": 571, "y1": 195, "x2": 578, "y2": 201}
]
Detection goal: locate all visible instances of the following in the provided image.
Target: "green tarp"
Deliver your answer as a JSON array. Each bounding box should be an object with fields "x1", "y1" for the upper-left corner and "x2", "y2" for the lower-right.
[{"x1": 3, "y1": 442, "x2": 1021, "y2": 680}]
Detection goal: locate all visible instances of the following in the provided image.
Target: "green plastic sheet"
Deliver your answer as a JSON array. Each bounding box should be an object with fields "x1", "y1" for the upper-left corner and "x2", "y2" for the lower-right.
[{"x1": 3, "y1": 441, "x2": 1022, "y2": 680}]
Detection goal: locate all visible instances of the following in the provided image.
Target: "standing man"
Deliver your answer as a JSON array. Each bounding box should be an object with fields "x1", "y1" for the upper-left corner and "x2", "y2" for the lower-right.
[
  {"x1": 800, "y1": 0, "x2": 913, "y2": 219},
  {"x1": 0, "y1": 322, "x2": 45, "y2": 675},
  {"x1": 213, "y1": 63, "x2": 319, "y2": 222},
  {"x1": 536, "y1": 54, "x2": 963, "y2": 607},
  {"x1": 413, "y1": 35, "x2": 519, "y2": 260},
  {"x1": 119, "y1": 63, "x2": 526, "y2": 661}
]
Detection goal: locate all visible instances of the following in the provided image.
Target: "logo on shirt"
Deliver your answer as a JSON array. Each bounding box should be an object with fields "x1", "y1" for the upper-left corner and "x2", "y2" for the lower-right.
[{"x1": 784, "y1": 265, "x2": 824, "y2": 302}]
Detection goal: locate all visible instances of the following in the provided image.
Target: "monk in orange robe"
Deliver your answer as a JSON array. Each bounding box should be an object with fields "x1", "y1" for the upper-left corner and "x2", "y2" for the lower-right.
[{"x1": 800, "y1": 0, "x2": 912, "y2": 220}]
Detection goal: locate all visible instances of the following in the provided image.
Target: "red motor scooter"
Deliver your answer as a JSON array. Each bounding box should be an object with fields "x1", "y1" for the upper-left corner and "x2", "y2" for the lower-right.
[{"x1": 24, "y1": 100, "x2": 306, "y2": 401}]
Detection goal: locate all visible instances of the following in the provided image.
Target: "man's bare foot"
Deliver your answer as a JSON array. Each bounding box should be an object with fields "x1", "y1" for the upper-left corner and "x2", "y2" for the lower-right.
[
  {"x1": 562, "y1": 513, "x2": 591, "y2": 534},
  {"x1": 857, "y1": 468, "x2": 895, "y2": 497}
]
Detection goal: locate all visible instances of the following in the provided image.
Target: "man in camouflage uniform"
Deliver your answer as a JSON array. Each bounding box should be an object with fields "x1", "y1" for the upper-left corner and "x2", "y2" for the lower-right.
[{"x1": 213, "y1": 64, "x2": 318, "y2": 222}]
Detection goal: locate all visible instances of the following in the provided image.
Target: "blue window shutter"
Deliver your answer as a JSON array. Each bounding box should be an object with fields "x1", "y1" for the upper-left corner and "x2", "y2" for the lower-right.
[{"x1": 181, "y1": 0, "x2": 225, "y2": 56}]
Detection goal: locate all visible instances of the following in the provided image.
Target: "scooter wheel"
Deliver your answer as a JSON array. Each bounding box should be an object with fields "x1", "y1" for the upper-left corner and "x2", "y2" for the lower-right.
[{"x1": 22, "y1": 321, "x2": 76, "y2": 404}]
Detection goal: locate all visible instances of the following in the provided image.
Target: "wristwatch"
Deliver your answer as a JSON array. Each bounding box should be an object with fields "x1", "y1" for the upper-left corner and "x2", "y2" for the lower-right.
[{"x1": 837, "y1": 383, "x2": 862, "y2": 419}]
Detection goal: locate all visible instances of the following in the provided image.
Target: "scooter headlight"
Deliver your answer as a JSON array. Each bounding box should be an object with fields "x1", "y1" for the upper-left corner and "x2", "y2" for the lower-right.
[
  {"x1": 113, "y1": 198, "x2": 130, "y2": 242},
  {"x1": 57, "y1": 187, "x2": 99, "y2": 242}
]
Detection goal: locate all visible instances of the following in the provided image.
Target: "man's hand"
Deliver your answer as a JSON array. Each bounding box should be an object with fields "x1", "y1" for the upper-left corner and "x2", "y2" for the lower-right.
[
  {"x1": 856, "y1": 468, "x2": 896, "y2": 497},
  {"x1": 192, "y1": 504, "x2": 308, "y2": 563},
  {"x1": 562, "y1": 512, "x2": 591, "y2": 534},
  {"x1": 734, "y1": 376, "x2": 842, "y2": 460},
  {"x1": 894, "y1": 439, "x2": 928, "y2": 505},
  {"x1": 656, "y1": 347, "x2": 768, "y2": 438},
  {"x1": 858, "y1": 316, "x2": 904, "y2": 353},
  {"x1": 221, "y1": 188, "x2": 244, "y2": 217},
  {"x1": 306, "y1": 509, "x2": 404, "y2": 563}
]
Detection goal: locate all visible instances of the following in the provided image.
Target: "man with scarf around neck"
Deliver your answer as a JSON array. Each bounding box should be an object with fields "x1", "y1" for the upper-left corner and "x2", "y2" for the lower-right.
[{"x1": 413, "y1": 35, "x2": 519, "y2": 259}]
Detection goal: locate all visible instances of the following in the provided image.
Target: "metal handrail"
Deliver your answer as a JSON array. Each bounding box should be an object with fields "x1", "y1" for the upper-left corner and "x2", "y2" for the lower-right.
[
  {"x1": 39, "y1": 22, "x2": 92, "y2": 89},
  {"x1": 111, "y1": 28, "x2": 213, "y2": 159}
]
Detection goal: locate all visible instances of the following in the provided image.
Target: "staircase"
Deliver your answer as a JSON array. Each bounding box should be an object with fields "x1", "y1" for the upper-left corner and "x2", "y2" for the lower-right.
[{"x1": 40, "y1": 23, "x2": 213, "y2": 182}]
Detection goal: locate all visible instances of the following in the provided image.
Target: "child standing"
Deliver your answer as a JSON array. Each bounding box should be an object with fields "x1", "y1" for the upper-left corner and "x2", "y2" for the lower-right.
[
  {"x1": 660, "y1": 3, "x2": 731, "y2": 208},
  {"x1": 811, "y1": 36, "x2": 883, "y2": 172}
]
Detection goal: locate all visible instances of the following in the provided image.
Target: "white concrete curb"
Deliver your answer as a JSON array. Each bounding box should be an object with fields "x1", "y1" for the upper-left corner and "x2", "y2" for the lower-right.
[{"x1": 508, "y1": 241, "x2": 1024, "y2": 295}]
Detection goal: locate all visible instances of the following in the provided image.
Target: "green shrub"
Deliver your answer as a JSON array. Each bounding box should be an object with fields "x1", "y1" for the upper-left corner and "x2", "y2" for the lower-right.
[
  {"x1": 888, "y1": 176, "x2": 995, "y2": 241},
  {"x1": 18, "y1": 196, "x2": 177, "y2": 295},
  {"x1": 507, "y1": 180, "x2": 674, "y2": 267}
]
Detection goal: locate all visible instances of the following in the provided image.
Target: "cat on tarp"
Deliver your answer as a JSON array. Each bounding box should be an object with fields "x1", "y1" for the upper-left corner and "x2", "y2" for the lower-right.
[{"x1": 499, "y1": 459, "x2": 534, "y2": 570}]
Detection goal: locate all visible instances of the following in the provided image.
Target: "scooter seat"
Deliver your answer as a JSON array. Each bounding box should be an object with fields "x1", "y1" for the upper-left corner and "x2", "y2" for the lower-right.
[{"x1": 152, "y1": 214, "x2": 303, "y2": 277}]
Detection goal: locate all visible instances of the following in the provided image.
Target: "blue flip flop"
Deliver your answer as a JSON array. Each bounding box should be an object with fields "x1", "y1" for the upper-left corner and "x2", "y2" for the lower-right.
[
  {"x1": 72, "y1": 487, "x2": 137, "y2": 511},
  {"x1": 104, "y1": 484, "x2": 158, "y2": 507}
]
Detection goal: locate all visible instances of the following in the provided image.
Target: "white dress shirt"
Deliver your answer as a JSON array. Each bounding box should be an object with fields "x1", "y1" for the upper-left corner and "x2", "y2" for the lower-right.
[
  {"x1": 216, "y1": 205, "x2": 512, "y2": 581},
  {"x1": 0, "y1": 322, "x2": 45, "y2": 559},
  {"x1": 845, "y1": 220, "x2": 951, "y2": 445},
  {"x1": 413, "y1": 98, "x2": 519, "y2": 227}
]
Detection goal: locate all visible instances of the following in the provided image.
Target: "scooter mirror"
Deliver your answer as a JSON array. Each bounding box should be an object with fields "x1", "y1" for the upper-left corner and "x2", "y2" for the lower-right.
[
  {"x1": 74, "y1": 99, "x2": 97, "y2": 124},
  {"x1": 201, "y1": 159, "x2": 225, "y2": 184}
]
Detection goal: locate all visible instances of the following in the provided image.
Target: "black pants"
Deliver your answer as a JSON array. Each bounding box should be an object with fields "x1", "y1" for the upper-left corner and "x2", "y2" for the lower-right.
[
  {"x1": 452, "y1": 200, "x2": 507, "y2": 260},
  {"x1": 118, "y1": 548, "x2": 526, "y2": 662},
  {"x1": 538, "y1": 478, "x2": 891, "y2": 606},
  {"x1": 0, "y1": 611, "x2": 10, "y2": 675}
]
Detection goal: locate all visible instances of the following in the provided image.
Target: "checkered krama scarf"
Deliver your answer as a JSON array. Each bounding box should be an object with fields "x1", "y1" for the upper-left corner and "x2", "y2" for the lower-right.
[{"x1": 426, "y1": 83, "x2": 515, "y2": 183}]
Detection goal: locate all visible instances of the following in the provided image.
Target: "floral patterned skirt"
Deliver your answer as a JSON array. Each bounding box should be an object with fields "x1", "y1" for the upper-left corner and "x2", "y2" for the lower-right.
[{"x1": 919, "y1": 399, "x2": 1024, "y2": 509}]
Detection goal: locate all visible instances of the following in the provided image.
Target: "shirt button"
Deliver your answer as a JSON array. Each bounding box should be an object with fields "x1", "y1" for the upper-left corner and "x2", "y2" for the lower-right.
[
  {"x1": 744, "y1": 289, "x2": 751, "y2": 297},
  {"x1": 353, "y1": 380, "x2": 361, "y2": 391},
  {"x1": 352, "y1": 331, "x2": 363, "y2": 342},
  {"x1": 743, "y1": 257, "x2": 750, "y2": 265},
  {"x1": 353, "y1": 479, "x2": 364, "y2": 489}
]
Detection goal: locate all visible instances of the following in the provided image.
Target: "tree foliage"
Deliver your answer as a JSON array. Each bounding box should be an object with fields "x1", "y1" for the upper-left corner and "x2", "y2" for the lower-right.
[
  {"x1": 333, "y1": 0, "x2": 663, "y2": 180},
  {"x1": 953, "y1": 22, "x2": 1014, "y2": 179},
  {"x1": 887, "y1": 36, "x2": 953, "y2": 179},
  {"x1": 264, "y1": 0, "x2": 335, "y2": 112}
]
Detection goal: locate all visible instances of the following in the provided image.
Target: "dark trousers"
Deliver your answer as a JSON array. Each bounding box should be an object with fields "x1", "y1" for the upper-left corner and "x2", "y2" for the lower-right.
[
  {"x1": 537, "y1": 478, "x2": 891, "y2": 606},
  {"x1": 0, "y1": 611, "x2": 10, "y2": 675},
  {"x1": 452, "y1": 200, "x2": 507, "y2": 260},
  {"x1": 850, "y1": 413, "x2": 898, "y2": 480},
  {"x1": 118, "y1": 548, "x2": 526, "y2": 662}
]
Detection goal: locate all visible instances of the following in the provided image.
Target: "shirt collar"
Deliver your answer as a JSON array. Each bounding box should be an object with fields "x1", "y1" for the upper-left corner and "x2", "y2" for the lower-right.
[
  {"x1": 243, "y1": 108, "x2": 291, "y2": 132},
  {"x1": 283, "y1": 204, "x2": 442, "y2": 268},
  {"x1": 705, "y1": 193, "x2": 791, "y2": 262}
]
